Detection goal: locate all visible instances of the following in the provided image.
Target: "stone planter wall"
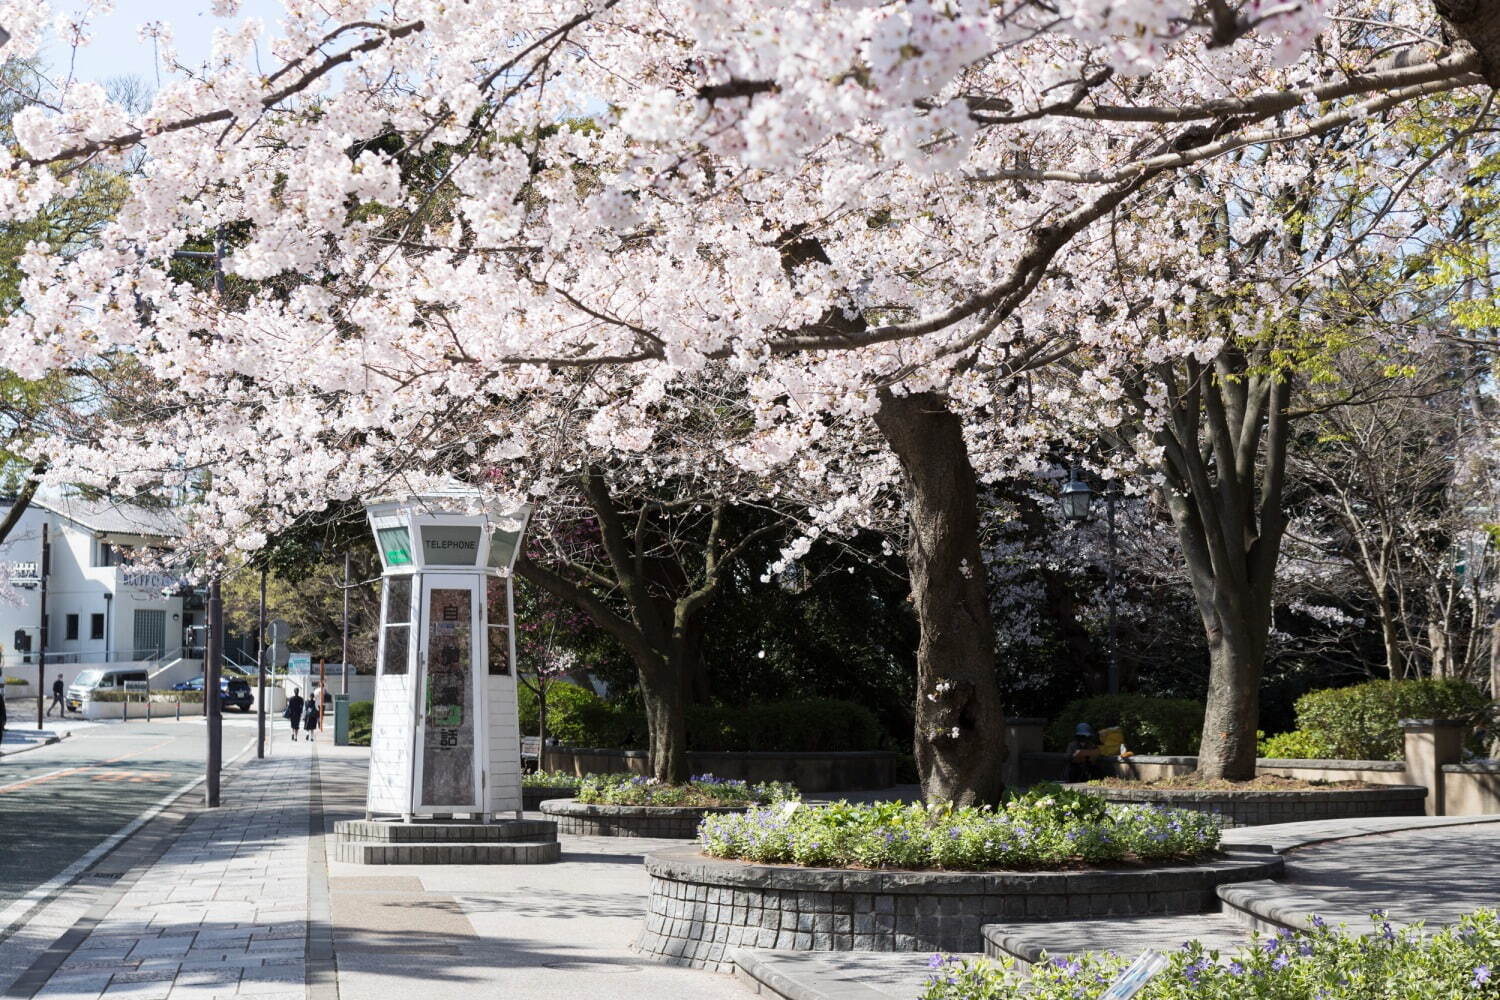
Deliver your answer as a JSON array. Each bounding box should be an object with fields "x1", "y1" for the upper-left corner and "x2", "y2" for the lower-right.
[
  {"x1": 1067, "y1": 783, "x2": 1427, "y2": 827},
  {"x1": 540, "y1": 798, "x2": 751, "y2": 839},
  {"x1": 635, "y1": 845, "x2": 1284, "y2": 972},
  {"x1": 522, "y1": 786, "x2": 577, "y2": 811},
  {"x1": 544, "y1": 748, "x2": 899, "y2": 793}
]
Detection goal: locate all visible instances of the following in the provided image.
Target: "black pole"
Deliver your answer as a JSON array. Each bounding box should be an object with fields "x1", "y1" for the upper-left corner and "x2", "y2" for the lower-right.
[
  {"x1": 1106, "y1": 493, "x2": 1119, "y2": 696},
  {"x1": 257, "y1": 563, "x2": 267, "y2": 759},
  {"x1": 36, "y1": 523, "x2": 48, "y2": 730},
  {"x1": 206, "y1": 579, "x2": 222, "y2": 806},
  {"x1": 341, "y1": 551, "x2": 350, "y2": 697}
]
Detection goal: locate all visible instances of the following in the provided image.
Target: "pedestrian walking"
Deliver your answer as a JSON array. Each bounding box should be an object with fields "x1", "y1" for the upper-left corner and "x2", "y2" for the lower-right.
[
  {"x1": 1, "y1": 689, "x2": 7, "y2": 752},
  {"x1": 302, "y1": 697, "x2": 321, "y2": 741},
  {"x1": 46, "y1": 673, "x2": 65, "y2": 717},
  {"x1": 285, "y1": 688, "x2": 305, "y2": 741}
]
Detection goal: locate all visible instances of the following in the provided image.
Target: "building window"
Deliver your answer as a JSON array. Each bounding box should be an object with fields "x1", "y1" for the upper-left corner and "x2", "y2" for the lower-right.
[
  {"x1": 65, "y1": 614, "x2": 79, "y2": 641},
  {"x1": 90, "y1": 613, "x2": 105, "y2": 640},
  {"x1": 97, "y1": 542, "x2": 115, "y2": 567}
]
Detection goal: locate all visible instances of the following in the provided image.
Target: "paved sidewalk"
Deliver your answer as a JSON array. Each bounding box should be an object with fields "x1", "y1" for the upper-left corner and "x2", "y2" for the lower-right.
[
  {"x1": 12, "y1": 754, "x2": 309, "y2": 1000},
  {"x1": 317, "y1": 742, "x2": 747, "y2": 1000}
]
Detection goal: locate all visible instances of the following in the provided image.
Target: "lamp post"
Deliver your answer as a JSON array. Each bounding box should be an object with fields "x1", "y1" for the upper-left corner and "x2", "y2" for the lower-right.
[{"x1": 1060, "y1": 471, "x2": 1120, "y2": 696}]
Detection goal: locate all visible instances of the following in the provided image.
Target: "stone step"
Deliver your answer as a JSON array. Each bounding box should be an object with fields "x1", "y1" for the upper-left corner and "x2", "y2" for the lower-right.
[
  {"x1": 981, "y1": 913, "x2": 1248, "y2": 969},
  {"x1": 333, "y1": 839, "x2": 562, "y2": 865},
  {"x1": 735, "y1": 949, "x2": 984, "y2": 1000},
  {"x1": 333, "y1": 818, "x2": 557, "y2": 843},
  {"x1": 1216, "y1": 879, "x2": 1384, "y2": 936}
]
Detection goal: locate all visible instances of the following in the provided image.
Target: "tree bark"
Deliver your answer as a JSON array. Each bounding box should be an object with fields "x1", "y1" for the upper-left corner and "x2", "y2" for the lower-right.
[
  {"x1": 1132, "y1": 354, "x2": 1290, "y2": 782},
  {"x1": 874, "y1": 389, "x2": 1005, "y2": 806},
  {"x1": 0, "y1": 465, "x2": 44, "y2": 547}
]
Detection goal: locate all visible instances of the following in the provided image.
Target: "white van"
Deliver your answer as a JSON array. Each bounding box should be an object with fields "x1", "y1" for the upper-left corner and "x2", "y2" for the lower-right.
[{"x1": 66, "y1": 667, "x2": 149, "y2": 713}]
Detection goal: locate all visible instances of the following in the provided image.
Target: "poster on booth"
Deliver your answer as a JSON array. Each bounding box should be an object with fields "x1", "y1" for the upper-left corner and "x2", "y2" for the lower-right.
[
  {"x1": 423, "y1": 589, "x2": 475, "y2": 805},
  {"x1": 288, "y1": 653, "x2": 312, "y2": 699}
]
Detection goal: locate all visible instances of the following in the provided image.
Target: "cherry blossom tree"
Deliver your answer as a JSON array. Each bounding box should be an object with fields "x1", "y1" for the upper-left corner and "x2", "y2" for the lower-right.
[{"x1": 2, "y1": 0, "x2": 1498, "y2": 791}]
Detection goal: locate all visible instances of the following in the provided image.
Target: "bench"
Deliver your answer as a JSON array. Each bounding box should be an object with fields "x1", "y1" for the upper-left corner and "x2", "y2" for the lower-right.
[{"x1": 521, "y1": 736, "x2": 541, "y2": 771}]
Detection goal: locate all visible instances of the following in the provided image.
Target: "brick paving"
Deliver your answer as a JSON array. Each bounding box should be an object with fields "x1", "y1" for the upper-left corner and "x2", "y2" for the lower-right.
[{"x1": 22, "y1": 756, "x2": 309, "y2": 1000}]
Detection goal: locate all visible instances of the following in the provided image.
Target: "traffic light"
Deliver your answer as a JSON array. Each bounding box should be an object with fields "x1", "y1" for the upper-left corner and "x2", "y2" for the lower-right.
[{"x1": 13, "y1": 629, "x2": 30, "y2": 653}]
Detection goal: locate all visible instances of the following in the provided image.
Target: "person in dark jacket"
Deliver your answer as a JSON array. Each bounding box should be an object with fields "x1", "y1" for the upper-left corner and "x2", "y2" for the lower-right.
[
  {"x1": 301, "y1": 697, "x2": 321, "y2": 741},
  {"x1": 46, "y1": 673, "x2": 65, "y2": 717},
  {"x1": 1064, "y1": 722, "x2": 1102, "y2": 783},
  {"x1": 1, "y1": 690, "x2": 7, "y2": 751},
  {"x1": 285, "y1": 689, "x2": 305, "y2": 740}
]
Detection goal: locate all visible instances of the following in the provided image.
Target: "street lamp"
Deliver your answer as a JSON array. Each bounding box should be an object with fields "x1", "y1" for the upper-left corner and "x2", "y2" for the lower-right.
[
  {"x1": 1060, "y1": 469, "x2": 1120, "y2": 696},
  {"x1": 1060, "y1": 475, "x2": 1094, "y2": 523}
]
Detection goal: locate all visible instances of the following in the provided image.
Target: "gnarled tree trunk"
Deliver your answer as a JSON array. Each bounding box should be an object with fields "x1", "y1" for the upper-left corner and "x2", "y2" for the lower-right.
[{"x1": 874, "y1": 389, "x2": 1005, "y2": 805}]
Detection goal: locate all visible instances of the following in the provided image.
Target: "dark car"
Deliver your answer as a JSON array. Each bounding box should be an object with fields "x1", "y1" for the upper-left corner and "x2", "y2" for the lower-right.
[{"x1": 170, "y1": 675, "x2": 254, "y2": 712}]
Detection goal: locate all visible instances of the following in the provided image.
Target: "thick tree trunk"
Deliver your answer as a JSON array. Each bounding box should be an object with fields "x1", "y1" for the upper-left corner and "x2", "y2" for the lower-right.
[
  {"x1": 640, "y1": 660, "x2": 688, "y2": 783},
  {"x1": 1195, "y1": 601, "x2": 1268, "y2": 779},
  {"x1": 1438, "y1": 1, "x2": 1500, "y2": 85},
  {"x1": 874, "y1": 389, "x2": 1005, "y2": 806}
]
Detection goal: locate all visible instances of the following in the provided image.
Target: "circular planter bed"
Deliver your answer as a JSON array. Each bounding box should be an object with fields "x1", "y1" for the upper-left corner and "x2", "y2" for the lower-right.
[
  {"x1": 1067, "y1": 782, "x2": 1427, "y2": 827},
  {"x1": 522, "y1": 786, "x2": 577, "y2": 811},
  {"x1": 634, "y1": 844, "x2": 1284, "y2": 972},
  {"x1": 540, "y1": 798, "x2": 752, "y2": 839}
]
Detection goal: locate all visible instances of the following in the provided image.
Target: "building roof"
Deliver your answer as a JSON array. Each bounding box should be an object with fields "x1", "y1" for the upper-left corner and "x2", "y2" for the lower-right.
[{"x1": 27, "y1": 494, "x2": 185, "y2": 539}]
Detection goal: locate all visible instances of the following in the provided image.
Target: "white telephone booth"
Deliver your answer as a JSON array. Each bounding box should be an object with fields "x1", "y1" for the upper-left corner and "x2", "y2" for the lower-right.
[{"x1": 363, "y1": 490, "x2": 531, "y2": 821}]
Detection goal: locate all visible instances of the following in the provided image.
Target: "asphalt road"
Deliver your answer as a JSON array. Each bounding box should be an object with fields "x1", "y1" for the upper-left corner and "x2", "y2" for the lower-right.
[{"x1": 0, "y1": 719, "x2": 260, "y2": 911}]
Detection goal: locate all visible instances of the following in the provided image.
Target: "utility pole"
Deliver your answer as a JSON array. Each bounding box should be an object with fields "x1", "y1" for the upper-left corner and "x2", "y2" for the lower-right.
[
  {"x1": 36, "y1": 523, "x2": 49, "y2": 730},
  {"x1": 206, "y1": 578, "x2": 222, "y2": 806},
  {"x1": 204, "y1": 227, "x2": 226, "y2": 806},
  {"x1": 256, "y1": 562, "x2": 267, "y2": 758},
  {"x1": 341, "y1": 551, "x2": 351, "y2": 696},
  {"x1": 1106, "y1": 493, "x2": 1119, "y2": 696}
]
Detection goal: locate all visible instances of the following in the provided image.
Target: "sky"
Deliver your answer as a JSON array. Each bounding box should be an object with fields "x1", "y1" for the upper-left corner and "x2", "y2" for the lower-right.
[{"x1": 42, "y1": 0, "x2": 287, "y2": 86}]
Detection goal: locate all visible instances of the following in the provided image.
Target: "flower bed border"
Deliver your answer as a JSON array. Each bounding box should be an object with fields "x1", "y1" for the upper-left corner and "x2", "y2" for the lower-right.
[
  {"x1": 522, "y1": 786, "x2": 577, "y2": 811},
  {"x1": 540, "y1": 798, "x2": 752, "y2": 838},
  {"x1": 634, "y1": 844, "x2": 1284, "y2": 972},
  {"x1": 1067, "y1": 783, "x2": 1427, "y2": 827}
]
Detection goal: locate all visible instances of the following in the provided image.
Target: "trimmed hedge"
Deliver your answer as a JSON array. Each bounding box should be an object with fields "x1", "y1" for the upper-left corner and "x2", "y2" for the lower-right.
[
  {"x1": 348, "y1": 699, "x2": 373, "y2": 746},
  {"x1": 1290, "y1": 678, "x2": 1490, "y2": 760},
  {"x1": 1047, "y1": 694, "x2": 1204, "y2": 755},
  {"x1": 518, "y1": 681, "x2": 883, "y2": 752}
]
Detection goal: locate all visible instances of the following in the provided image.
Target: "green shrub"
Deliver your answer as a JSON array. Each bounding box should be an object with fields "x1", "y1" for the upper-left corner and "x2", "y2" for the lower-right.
[
  {"x1": 921, "y1": 910, "x2": 1500, "y2": 1000},
  {"x1": 686, "y1": 698, "x2": 884, "y2": 752},
  {"x1": 348, "y1": 700, "x2": 373, "y2": 747},
  {"x1": 700, "y1": 795, "x2": 1221, "y2": 871},
  {"x1": 1257, "y1": 728, "x2": 1333, "y2": 759},
  {"x1": 577, "y1": 774, "x2": 797, "y2": 807},
  {"x1": 1293, "y1": 678, "x2": 1491, "y2": 760},
  {"x1": 521, "y1": 770, "x2": 584, "y2": 790},
  {"x1": 518, "y1": 685, "x2": 883, "y2": 753},
  {"x1": 4, "y1": 675, "x2": 28, "y2": 686},
  {"x1": 1046, "y1": 695, "x2": 1204, "y2": 755},
  {"x1": 517, "y1": 682, "x2": 642, "y2": 747}
]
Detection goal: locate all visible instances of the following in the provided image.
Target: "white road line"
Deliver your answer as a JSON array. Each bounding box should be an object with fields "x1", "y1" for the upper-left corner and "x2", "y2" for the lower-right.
[{"x1": 0, "y1": 736, "x2": 257, "y2": 939}]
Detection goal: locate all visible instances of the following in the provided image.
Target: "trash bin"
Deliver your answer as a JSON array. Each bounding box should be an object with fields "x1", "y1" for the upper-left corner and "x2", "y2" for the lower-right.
[{"x1": 333, "y1": 693, "x2": 350, "y2": 746}]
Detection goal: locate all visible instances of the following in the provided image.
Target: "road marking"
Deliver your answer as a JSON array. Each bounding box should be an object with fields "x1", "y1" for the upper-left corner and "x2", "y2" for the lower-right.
[{"x1": 0, "y1": 740, "x2": 175, "y2": 795}]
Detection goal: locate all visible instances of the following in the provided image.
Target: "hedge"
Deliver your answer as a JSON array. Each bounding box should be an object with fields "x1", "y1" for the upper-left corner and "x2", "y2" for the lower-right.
[
  {"x1": 1046, "y1": 694, "x2": 1204, "y2": 756},
  {"x1": 518, "y1": 681, "x2": 884, "y2": 752},
  {"x1": 348, "y1": 700, "x2": 373, "y2": 746},
  {"x1": 1289, "y1": 678, "x2": 1491, "y2": 760}
]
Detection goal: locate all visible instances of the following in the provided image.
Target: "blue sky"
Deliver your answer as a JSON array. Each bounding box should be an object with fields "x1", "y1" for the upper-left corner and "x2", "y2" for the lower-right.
[{"x1": 42, "y1": 0, "x2": 286, "y2": 86}]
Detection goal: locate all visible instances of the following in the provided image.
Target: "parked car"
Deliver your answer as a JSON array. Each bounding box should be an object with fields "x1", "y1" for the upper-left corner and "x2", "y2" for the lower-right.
[
  {"x1": 66, "y1": 667, "x2": 149, "y2": 712},
  {"x1": 170, "y1": 675, "x2": 254, "y2": 712}
]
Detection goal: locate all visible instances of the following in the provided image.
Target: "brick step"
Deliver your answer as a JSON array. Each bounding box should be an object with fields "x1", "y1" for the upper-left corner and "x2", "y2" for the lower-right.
[
  {"x1": 333, "y1": 818, "x2": 557, "y2": 843},
  {"x1": 332, "y1": 839, "x2": 562, "y2": 865},
  {"x1": 1216, "y1": 879, "x2": 1378, "y2": 936},
  {"x1": 982, "y1": 913, "x2": 1248, "y2": 968}
]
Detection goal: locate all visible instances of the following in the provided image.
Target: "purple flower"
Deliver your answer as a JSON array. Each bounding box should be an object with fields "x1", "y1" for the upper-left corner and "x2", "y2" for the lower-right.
[
  {"x1": 1228, "y1": 961, "x2": 1245, "y2": 977},
  {"x1": 1272, "y1": 954, "x2": 1290, "y2": 971},
  {"x1": 1475, "y1": 965, "x2": 1491, "y2": 988},
  {"x1": 1312, "y1": 915, "x2": 1327, "y2": 929},
  {"x1": 927, "y1": 954, "x2": 945, "y2": 970}
]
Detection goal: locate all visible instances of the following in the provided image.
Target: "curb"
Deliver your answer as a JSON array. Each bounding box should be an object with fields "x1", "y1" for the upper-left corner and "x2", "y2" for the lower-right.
[{"x1": 0, "y1": 730, "x2": 72, "y2": 758}]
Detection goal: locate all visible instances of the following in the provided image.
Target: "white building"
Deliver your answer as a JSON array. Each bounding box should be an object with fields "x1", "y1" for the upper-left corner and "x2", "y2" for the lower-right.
[{"x1": 0, "y1": 494, "x2": 196, "y2": 684}]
